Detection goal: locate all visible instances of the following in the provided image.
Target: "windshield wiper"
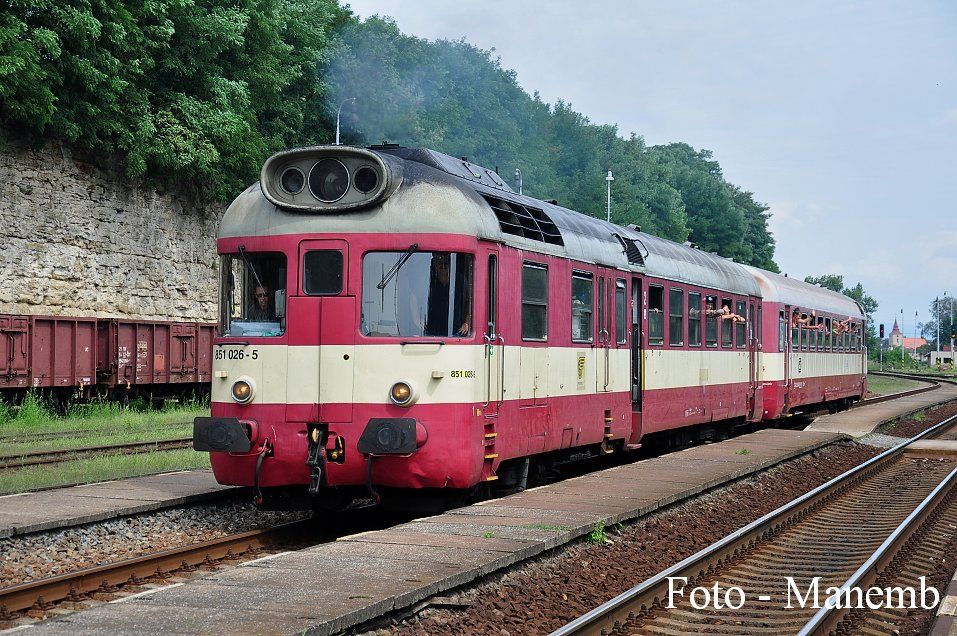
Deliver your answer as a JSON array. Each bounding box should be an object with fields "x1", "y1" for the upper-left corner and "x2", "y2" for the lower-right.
[
  {"x1": 377, "y1": 243, "x2": 418, "y2": 290},
  {"x1": 237, "y1": 245, "x2": 265, "y2": 291}
]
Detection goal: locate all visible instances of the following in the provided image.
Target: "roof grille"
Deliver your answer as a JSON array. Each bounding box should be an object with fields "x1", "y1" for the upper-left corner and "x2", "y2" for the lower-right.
[
  {"x1": 614, "y1": 234, "x2": 646, "y2": 266},
  {"x1": 482, "y1": 194, "x2": 564, "y2": 246}
]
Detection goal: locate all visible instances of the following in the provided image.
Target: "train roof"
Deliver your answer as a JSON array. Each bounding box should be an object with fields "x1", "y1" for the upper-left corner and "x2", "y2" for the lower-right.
[
  {"x1": 223, "y1": 145, "x2": 875, "y2": 306},
  {"x1": 741, "y1": 265, "x2": 864, "y2": 318}
]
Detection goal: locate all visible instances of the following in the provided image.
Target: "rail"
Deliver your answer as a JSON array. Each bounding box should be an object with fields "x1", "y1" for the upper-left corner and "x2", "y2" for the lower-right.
[
  {"x1": 0, "y1": 437, "x2": 194, "y2": 470},
  {"x1": 550, "y1": 412, "x2": 957, "y2": 636},
  {"x1": 0, "y1": 518, "x2": 311, "y2": 618}
]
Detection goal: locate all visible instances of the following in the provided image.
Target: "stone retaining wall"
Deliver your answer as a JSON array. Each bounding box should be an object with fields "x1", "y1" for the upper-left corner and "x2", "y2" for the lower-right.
[{"x1": 0, "y1": 137, "x2": 222, "y2": 322}]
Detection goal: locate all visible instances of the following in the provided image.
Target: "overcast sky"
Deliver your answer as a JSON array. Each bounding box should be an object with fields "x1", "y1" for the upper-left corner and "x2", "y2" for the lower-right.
[{"x1": 347, "y1": 0, "x2": 956, "y2": 336}]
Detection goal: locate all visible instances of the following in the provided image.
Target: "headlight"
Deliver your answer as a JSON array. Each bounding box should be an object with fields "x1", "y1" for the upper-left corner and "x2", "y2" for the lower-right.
[
  {"x1": 389, "y1": 381, "x2": 415, "y2": 406},
  {"x1": 231, "y1": 378, "x2": 255, "y2": 404}
]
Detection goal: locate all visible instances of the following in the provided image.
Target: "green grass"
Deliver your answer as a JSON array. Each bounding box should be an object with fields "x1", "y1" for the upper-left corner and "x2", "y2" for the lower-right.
[
  {"x1": 735, "y1": 448, "x2": 752, "y2": 455},
  {"x1": 865, "y1": 374, "x2": 926, "y2": 396},
  {"x1": 0, "y1": 449, "x2": 211, "y2": 495},
  {"x1": 482, "y1": 531, "x2": 495, "y2": 538},
  {"x1": 0, "y1": 393, "x2": 207, "y2": 454}
]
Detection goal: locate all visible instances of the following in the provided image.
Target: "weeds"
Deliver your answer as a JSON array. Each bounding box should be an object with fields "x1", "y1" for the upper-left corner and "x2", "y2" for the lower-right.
[
  {"x1": 0, "y1": 449, "x2": 210, "y2": 495},
  {"x1": 482, "y1": 531, "x2": 495, "y2": 538},
  {"x1": 735, "y1": 448, "x2": 752, "y2": 455},
  {"x1": 588, "y1": 521, "x2": 609, "y2": 544},
  {"x1": 913, "y1": 411, "x2": 926, "y2": 422}
]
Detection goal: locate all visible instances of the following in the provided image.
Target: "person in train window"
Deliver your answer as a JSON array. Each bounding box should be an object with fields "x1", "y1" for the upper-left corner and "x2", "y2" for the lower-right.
[
  {"x1": 792, "y1": 309, "x2": 815, "y2": 327},
  {"x1": 424, "y1": 254, "x2": 471, "y2": 337},
  {"x1": 707, "y1": 304, "x2": 744, "y2": 323},
  {"x1": 247, "y1": 285, "x2": 273, "y2": 321}
]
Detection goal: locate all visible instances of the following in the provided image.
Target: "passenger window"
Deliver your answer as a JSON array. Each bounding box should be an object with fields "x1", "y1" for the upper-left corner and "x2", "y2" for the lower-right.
[
  {"x1": 801, "y1": 325, "x2": 808, "y2": 351},
  {"x1": 615, "y1": 280, "x2": 627, "y2": 344},
  {"x1": 522, "y1": 263, "x2": 548, "y2": 340},
  {"x1": 688, "y1": 292, "x2": 702, "y2": 347},
  {"x1": 721, "y1": 297, "x2": 733, "y2": 348},
  {"x1": 648, "y1": 286, "x2": 664, "y2": 345},
  {"x1": 825, "y1": 318, "x2": 832, "y2": 351},
  {"x1": 361, "y1": 251, "x2": 473, "y2": 338},
  {"x1": 779, "y1": 310, "x2": 786, "y2": 351},
  {"x1": 735, "y1": 300, "x2": 746, "y2": 348},
  {"x1": 571, "y1": 272, "x2": 594, "y2": 342},
  {"x1": 669, "y1": 289, "x2": 684, "y2": 346},
  {"x1": 303, "y1": 250, "x2": 343, "y2": 295},
  {"x1": 705, "y1": 295, "x2": 719, "y2": 347}
]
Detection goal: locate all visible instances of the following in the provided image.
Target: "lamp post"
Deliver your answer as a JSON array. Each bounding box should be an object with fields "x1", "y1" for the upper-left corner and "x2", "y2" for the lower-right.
[
  {"x1": 947, "y1": 292, "x2": 955, "y2": 369},
  {"x1": 515, "y1": 168, "x2": 523, "y2": 195},
  {"x1": 605, "y1": 170, "x2": 614, "y2": 223},
  {"x1": 335, "y1": 97, "x2": 356, "y2": 146}
]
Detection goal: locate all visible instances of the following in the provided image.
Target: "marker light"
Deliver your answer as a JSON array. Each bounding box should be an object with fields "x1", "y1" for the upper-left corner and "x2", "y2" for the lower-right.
[
  {"x1": 231, "y1": 379, "x2": 254, "y2": 404},
  {"x1": 389, "y1": 381, "x2": 414, "y2": 406}
]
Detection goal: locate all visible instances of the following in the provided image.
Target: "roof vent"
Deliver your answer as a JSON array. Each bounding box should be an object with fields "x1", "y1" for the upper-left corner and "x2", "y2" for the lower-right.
[
  {"x1": 627, "y1": 224, "x2": 641, "y2": 232},
  {"x1": 614, "y1": 233, "x2": 646, "y2": 266},
  {"x1": 481, "y1": 194, "x2": 563, "y2": 246}
]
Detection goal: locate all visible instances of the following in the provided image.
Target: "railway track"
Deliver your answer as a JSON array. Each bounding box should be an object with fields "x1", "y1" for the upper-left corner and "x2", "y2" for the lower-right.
[
  {"x1": 552, "y1": 413, "x2": 957, "y2": 636},
  {"x1": 0, "y1": 437, "x2": 194, "y2": 470},
  {"x1": 0, "y1": 421, "x2": 192, "y2": 445},
  {"x1": 0, "y1": 518, "x2": 312, "y2": 620}
]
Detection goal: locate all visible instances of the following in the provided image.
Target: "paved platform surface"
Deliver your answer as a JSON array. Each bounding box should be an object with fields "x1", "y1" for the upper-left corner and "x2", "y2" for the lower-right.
[
  {"x1": 29, "y1": 428, "x2": 844, "y2": 635},
  {"x1": 808, "y1": 382, "x2": 957, "y2": 437},
  {"x1": 0, "y1": 470, "x2": 238, "y2": 538},
  {"x1": 932, "y1": 566, "x2": 957, "y2": 635},
  {"x1": 904, "y1": 440, "x2": 957, "y2": 458}
]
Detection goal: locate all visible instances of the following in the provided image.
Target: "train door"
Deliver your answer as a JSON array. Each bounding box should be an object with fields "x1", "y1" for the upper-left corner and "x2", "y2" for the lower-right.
[
  {"x1": 747, "y1": 300, "x2": 762, "y2": 420},
  {"x1": 0, "y1": 316, "x2": 29, "y2": 384},
  {"x1": 596, "y1": 273, "x2": 612, "y2": 392},
  {"x1": 631, "y1": 277, "x2": 642, "y2": 410},
  {"x1": 783, "y1": 304, "x2": 791, "y2": 412},
  {"x1": 483, "y1": 251, "x2": 503, "y2": 417},
  {"x1": 297, "y1": 239, "x2": 352, "y2": 421}
]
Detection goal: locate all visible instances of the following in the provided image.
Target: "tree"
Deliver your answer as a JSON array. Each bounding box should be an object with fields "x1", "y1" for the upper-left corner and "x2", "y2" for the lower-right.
[
  {"x1": 920, "y1": 297, "x2": 957, "y2": 349},
  {"x1": 0, "y1": 0, "x2": 347, "y2": 200},
  {"x1": 804, "y1": 274, "x2": 844, "y2": 293}
]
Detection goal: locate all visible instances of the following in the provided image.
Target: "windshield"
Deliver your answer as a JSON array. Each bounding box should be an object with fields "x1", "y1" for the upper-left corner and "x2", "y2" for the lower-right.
[
  {"x1": 361, "y1": 251, "x2": 473, "y2": 338},
  {"x1": 220, "y1": 252, "x2": 287, "y2": 337}
]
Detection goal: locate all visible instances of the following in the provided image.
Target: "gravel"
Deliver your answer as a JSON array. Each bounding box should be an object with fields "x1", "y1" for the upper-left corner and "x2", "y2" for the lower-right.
[
  {"x1": 883, "y1": 400, "x2": 957, "y2": 438},
  {"x1": 0, "y1": 496, "x2": 309, "y2": 586},
  {"x1": 363, "y1": 441, "x2": 881, "y2": 636}
]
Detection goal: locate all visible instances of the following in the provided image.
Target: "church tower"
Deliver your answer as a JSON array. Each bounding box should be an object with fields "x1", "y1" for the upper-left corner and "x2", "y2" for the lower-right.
[{"x1": 889, "y1": 319, "x2": 903, "y2": 348}]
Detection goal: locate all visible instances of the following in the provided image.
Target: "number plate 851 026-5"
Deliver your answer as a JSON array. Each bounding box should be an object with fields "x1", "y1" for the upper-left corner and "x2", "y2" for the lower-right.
[{"x1": 215, "y1": 348, "x2": 259, "y2": 361}]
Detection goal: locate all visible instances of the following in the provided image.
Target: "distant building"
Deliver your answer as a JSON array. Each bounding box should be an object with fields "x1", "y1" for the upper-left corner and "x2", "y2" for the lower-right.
[
  {"x1": 889, "y1": 319, "x2": 903, "y2": 348},
  {"x1": 923, "y1": 345, "x2": 955, "y2": 367},
  {"x1": 888, "y1": 320, "x2": 926, "y2": 352},
  {"x1": 902, "y1": 337, "x2": 927, "y2": 350}
]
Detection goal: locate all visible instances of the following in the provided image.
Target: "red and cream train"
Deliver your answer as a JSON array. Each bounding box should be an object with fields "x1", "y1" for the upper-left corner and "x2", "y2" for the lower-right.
[{"x1": 193, "y1": 144, "x2": 866, "y2": 506}]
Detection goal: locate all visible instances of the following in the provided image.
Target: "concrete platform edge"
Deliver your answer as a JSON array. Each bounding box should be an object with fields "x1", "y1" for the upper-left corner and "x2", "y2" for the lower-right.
[{"x1": 306, "y1": 433, "x2": 846, "y2": 636}]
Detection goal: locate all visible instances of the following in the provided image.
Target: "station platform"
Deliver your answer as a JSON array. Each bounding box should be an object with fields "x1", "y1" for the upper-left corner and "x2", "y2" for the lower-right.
[
  {"x1": 807, "y1": 382, "x2": 957, "y2": 437},
  {"x1": 932, "y1": 567, "x2": 957, "y2": 635},
  {"x1": 0, "y1": 470, "x2": 238, "y2": 538},
  {"x1": 29, "y1": 428, "x2": 844, "y2": 635}
]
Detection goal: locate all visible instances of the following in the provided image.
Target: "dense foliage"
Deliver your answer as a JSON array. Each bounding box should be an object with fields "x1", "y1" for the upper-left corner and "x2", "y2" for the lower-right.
[
  {"x1": 0, "y1": 0, "x2": 348, "y2": 199},
  {"x1": 1, "y1": 4, "x2": 777, "y2": 269}
]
